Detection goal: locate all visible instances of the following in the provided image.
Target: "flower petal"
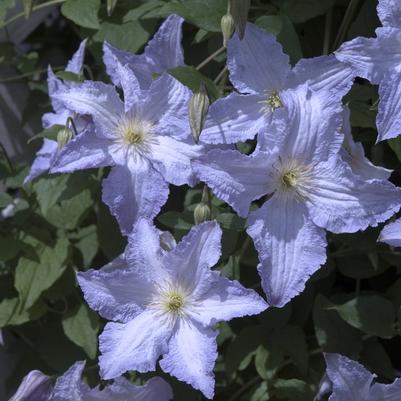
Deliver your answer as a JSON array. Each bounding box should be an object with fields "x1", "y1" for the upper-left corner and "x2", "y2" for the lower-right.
[
  {"x1": 53, "y1": 81, "x2": 123, "y2": 138},
  {"x1": 116, "y1": 62, "x2": 143, "y2": 114},
  {"x1": 99, "y1": 312, "x2": 171, "y2": 379},
  {"x1": 227, "y1": 23, "x2": 290, "y2": 94},
  {"x1": 324, "y1": 353, "x2": 374, "y2": 401},
  {"x1": 378, "y1": 218, "x2": 401, "y2": 247},
  {"x1": 144, "y1": 14, "x2": 185, "y2": 73},
  {"x1": 193, "y1": 149, "x2": 273, "y2": 217},
  {"x1": 374, "y1": 378, "x2": 401, "y2": 401},
  {"x1": 77, "y1": 263, "x2": 155, "y2": 323},
  {"x1": 159, "y1": 319, "x2": 218, "y2": 399},
  {"x1": 200, "y1": 92, "x2": 266, "y2": 144},
  {"x1": 150, "y1": 135, "x2": 201, "y2": 186},
  {"x1": 247, "y1": 196, "x2": 327, "y2": 307},
  {"x1": 50, "y1": 130, "x2": 114, "y2": 174},
  {"x1": 24, "y1": 139, "x2": 57, "y2": 184},
  {"x1": 192, "y1": 274, "x2": 267, "y2": 326},
  {"x1": 66, "y1": 39, "x2": 87, "y2": 74},
  {"x1": 52, "y1": 361, "x2": 89, "y2": 400},
  {"x1": 306, "y1": 156, "x2": 401, "y2": 233},
  {"x1": 377, "y1": 71, "x2": 401, "y2": 141},
  {"x1": 287, "y1": 55, "x2": 355, "y2": 100},
  {"x1": 102, "y1": 164, "x2": 169, "y2": 235},
  {"x1": 163, "y1": 221, "x2": 222, "y2": 298},
  {"x1": 377, "y1": 0, "x2": 401, "y2": 27},
  {"x1": 335, "y1": 27, "x2": 401, "y2": 84}
]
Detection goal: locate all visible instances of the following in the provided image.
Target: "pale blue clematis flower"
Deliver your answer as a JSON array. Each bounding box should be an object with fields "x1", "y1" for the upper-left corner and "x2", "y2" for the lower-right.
[
  {"x1": 77, "y1": 219, "x2": 267, "y2": 399},
  {"x1": 200, "y1": 22, "x2": 355, "y2": 144},
  {"x1": 8, "y1": 370, "x2": 52, "y2": 401},
  {"x1": 378, "y1": 218, "x2": 401, "y2": 247},
  {"x1": 50, "y1": 62, "x2": 202, "y2": 234},
  {"x1": 25, "y1": 39, "x2": 90, "y2": 183},
  {"x1": 335, "y1": 0, "x2": 401, "y2": 141},
  {"x1": 103, "y1": 14, "x2": 185, "y2": 89},
  {"x1": 194, "y1": 83, "x2": 401, "y2": 307},
  {"x1": 325, "y1": 353, "x2": 401, "y2": 401},
  {"x1": 49, "y1": 361, "x2": 172, "y2": 401}
]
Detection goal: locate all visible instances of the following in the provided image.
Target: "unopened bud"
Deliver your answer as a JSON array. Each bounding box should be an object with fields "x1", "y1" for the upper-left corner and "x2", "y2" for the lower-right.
[
  {"x1": 107, "y1": 0, "x2": 118, "y2": 16},
  {"x1": 189, "y1": 82, "x2": 210, "y2": 144},
  {"x1": 230, "y1": 0, "x2": 251, "y2": 40},
  {"x1": 194, "y1": 186, "x2": 212, "y2": 224},
  {"x1": 9, "y1": 370, "x2": 52, "y2": 401},
  {"x1": 57, "y1": 127, "x2": 74, "y2": 150},
  {"x1": 221, "y1": 13, "x2": 235, "y2": 47},
  {"x1": 160, "y1": 231, "x2": 176, "y2": 252}
]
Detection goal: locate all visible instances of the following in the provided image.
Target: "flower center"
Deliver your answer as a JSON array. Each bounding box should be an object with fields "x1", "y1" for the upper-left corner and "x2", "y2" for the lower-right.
[
  {"x1": 165, "y1": 291, "x2": 185, "y2": 314},
  {"x1": 117, "y1": 117, "x2": 154, "y2": 147},
  {"x1": 281, "y1": 169, "x2": 298, "y2": 188},
  {"x1": 266, "y1": 91, "x2": 283, "y2": 110}
]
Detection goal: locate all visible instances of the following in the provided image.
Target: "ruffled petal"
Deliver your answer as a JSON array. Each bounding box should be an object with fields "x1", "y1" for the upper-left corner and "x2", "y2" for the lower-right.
[
  {"x1": 53, "y1": 81, "x2": 123, "y2": 138},
  {"x1": 227, "y1": 23, "x2": 290, "y2": 94},
  {"x1": 286, "y1": 55, "x2": 355, "y2": 99},
  {"x1": 50, "y1": 130, "x2": 114, "y2": 174},
  {"x1": 192, "y1": 274, "x2": 267, "y2": 326},
  {"x1": 144, "y1": 14, "x2": 185, "y2": 73},
  {"x1": 377, "y1": 0, "x2": 401, "y2": 28},
  {"x1": 77, "y1": 263, "x2": 156, "y2": 323},
  {"x1": 159, "y1": 319, "x2": 218, "y2": 399},
  {"x1": 150, "y1": 136, "x2": 202, "y2": 186},
  {"x1": 102, "y1": 164, "x2": 169, "y2": 235},
  {"x1": 66, "y1": 39, "x2": 87, "y2": 74},
  {"x1": 162, "y1": 221, "x2": 222, "y2": 298},
  {"x1": 52, "y1": 361, "x2": 89, "y2": 401},
  {"x1": 247, "y1": 196, "x2": 327, "y2": 307},
  {"x1": 377, "y1": 71, "x2": 401, "y2": 141},
  {"x1": 99, "y1": 312, "x2": 171, "y2": 379},
  {"x1": 324, "y1": 353, "x2": 374, "y2": 401},
  {"x1": 200, "y1": 92, "x2": 266, "y2": 144},
  {"x1": 340, "y1": 107, "x2": 392, "y2": 180},
  {"x1": 306, "y1": 156, "x2": 401, "y2": 233},
  {"x1": 24, "y1": 139, "x2": 57, "y2": 183},
  {"x1": 116, "y1": 62, "x2": 143, "y2": 114},
  {"x1": 335, "y1": 27, "x2": 401, "y2": 84},
  {"x1": 193, "y1": 149, "x2": 273, "y2": 217},
  {"x1": 374, "y1": 378, "x2": 401, "y2": 401},
  {"x1": 378, "y1": 218, "x2": 401, "y2": 247}
]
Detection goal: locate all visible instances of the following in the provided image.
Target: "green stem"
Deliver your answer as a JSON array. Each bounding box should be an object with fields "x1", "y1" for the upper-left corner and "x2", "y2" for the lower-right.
[
  {"x1": 1, "y1": 0, "x2": 66, "y2": 29},
  {"x1": 227, "y1": 376, "x2": 261, "y2": 401},
  {"x1": 331, "y1": 0, "x2": 360, "y2": 52},
  {"x1": 214, "y1": 65, "x2": 228, "y2": 85},
  {"x1": 0, "y1": 65, "x2": 65, "y2": 83},
  {"x1": 195, "y1": 46, "x2": 226, "y2": 70}
]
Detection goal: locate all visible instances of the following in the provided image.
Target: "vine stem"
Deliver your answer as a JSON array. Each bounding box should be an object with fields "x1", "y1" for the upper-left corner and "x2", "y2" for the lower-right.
[
  {"x1": 1, "y1": 0, "x2": 66, "y2": 29},
  {"x1": 0, "y1": 65, "x2": 65, "y2": 83},
  {"x1": 195, "y1": 46, "x2": 226, "y2": 71}
]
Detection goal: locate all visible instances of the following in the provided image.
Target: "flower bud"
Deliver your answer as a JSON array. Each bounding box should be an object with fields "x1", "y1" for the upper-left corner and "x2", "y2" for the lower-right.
[
  {"x1": 57, "y1": 127, "x2": 74, "y2": 150},
  {"x1": 9, "y1": 370, "x2": 52, "y2": 401},
  {"x1": 23, "y1": 0, "x2": 33, "y2": 19},
  {"x1": 188, "y1": 82, "x2": 210, "y2": 144},
  {"x1": 194, "y1": 186, "x2": 212, "y2": 225},
  {"x1": 221, "y1": 13, "x2": 235, "y2": 47},
  {"x1": 230, "y1": 0, "x2": 251, "y2": 40},
  {"x1": 107, "y1": 0, "x2": 118, "y2": 16}
]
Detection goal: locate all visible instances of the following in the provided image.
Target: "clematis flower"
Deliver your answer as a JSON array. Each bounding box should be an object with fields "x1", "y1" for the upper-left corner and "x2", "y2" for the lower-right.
[
  {"x1": 25, "y1": 40, "x2": 91, "y2": 183},
  {"x1": 50, "y1": 63, "x2": 201, "y2": 234},
  {"x1": 49, "y1": 360, "x2": 172, "y2": 401},
  {"x1": 324, "y1": 353, "x2": 401, "y2": 401},
  {"x1": 103, "y1": 14, "x2": 184, "y2": 89},
  {"x1": 378, "y1": 218, "x2": 401, "y2": 247},
  {"x1": 340, "y1": 107, "x2": 392, "y2": 181},
  {"x1": 194, "y1": 83, "x2": 401, "y2": 307},
  {"x1": 9, "y1": 370, "x2": 52, "y2": 401},
  {"x1": 200, "y1": 22, "x2": 355, "y2": 144},
  {"x1": 335, "y1": 0, "x2": 401, "y2": 141},
  {"x1": 77, "y1": 219, "x2": 267, "y2": 398}
]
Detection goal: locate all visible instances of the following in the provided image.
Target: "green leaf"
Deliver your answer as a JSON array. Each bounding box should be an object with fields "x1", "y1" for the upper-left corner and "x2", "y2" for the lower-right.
[
  {"x1": 216, "y1": 213, "x2": 245, "y2": 231},
  {"x1": 330, "y1": 296, "x2": 396, "y2": 338},
  {"x1": 55, "y1": 71, "x2": 83, "y2": 82},
  {"x1": 274, "y1": 379, "x2": 314, "y2": 401},
  {"x1": 73, "y1": 225, "x2": 99, "y2": 268},
  {"x1": 0, "y1": 192, "x2": 13, "y2": 207},
  {"x1": 15, "y1": 238, "x2": 70, "y2": 310},
  {"x1": 0, "y1": 236, "x2": 20, "y2": 262},
  {"x1": 62, "y1": 303, "x2": 99, "y2": 359},
  {"x1": 33, "y1": 175, "x2": 69, "y2": 215},
  {"x1": 255, "y1": 342, "x2": 283, "y2": 380},
  {"x1": 28, "y1": 125, "x2": 64, "y2": 144},
  {"x1": 158, "y1": 211, "x2": 193, "y2": 231},
  {"x1": 271, "y1": 0, "x2": 334, "y2": 24},
  {"x1": 93, "y1": 21, "x2": 151, "y2": 53},
  {"x1": 313, "y1": 294, "x2": 362, "y2": 356},
  {"x1": 61, "y1": 0, "x2": 101, "y2": 29},
  {"x1": 389, "y1": 137, "x2": 401, "y2": 161},
  {"x1": 0, "y1": 297, "x2": 45, "y2": 327},
  {"x1": 169, "y1": 66, "x2": 220, "y2": 101}
]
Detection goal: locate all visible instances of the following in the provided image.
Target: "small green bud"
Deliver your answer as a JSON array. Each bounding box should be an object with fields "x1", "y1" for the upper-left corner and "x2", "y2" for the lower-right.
[
  {"x1": 23, "y1": 0, "x2": 33, "y2": 19},
  {"x1": 189, "y1": 82, "x2": 210, "y2": 144},
  {"x1": 230, "y1": 0, "x2": 251, "y2": 40},
  {"x1": 57, "y1": 127, "x2": 74, "y2": 150},
  {"x1": 194, "y1": 203, "x2": 212, "y2": 225},
  {"x1": 221, "y1": 13, "x2": 235, "y2": 47},
  {"x1": 107, "y1": 0, "x2": 118, "y2": 16}
]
